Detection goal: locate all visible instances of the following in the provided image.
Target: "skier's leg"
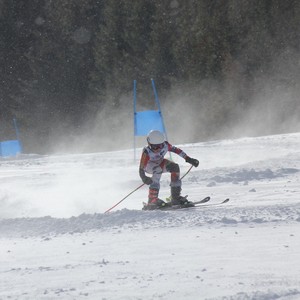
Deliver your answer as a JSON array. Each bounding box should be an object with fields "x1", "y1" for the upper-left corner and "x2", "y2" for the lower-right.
[
  {"x1": 164, "y1": 160, "x2": 181, "y2": 188},
  {"x1": 145, "y1": 162, "x2": 165, "y2": 207},
  {"x1": 164, "y1": 160, "x2": 191, "y2": 205}
]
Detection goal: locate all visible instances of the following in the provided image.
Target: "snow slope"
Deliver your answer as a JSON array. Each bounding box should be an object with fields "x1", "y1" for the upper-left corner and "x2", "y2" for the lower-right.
[{"x1": 0, "y1": 133, "x2": 300, "y2": 299}]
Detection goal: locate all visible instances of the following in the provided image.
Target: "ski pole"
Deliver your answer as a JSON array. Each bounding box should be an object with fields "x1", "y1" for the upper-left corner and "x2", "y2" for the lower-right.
[
  {"x1": 180, "y1": 165, "x2": 193, "y2": 180},
  {"x1": 104, "y1": 183, "x2": 145, "y2": 213}
]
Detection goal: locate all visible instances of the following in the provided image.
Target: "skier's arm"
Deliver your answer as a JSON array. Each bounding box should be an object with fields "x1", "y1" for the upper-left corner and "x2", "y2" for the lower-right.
[
  {"x1": 167, "y1": 142, "x2": 199, "y2": 167},
  {"x1": 139, "y1": 150, "x2": 153, "y2": 185},
  {"x1": 167, "y1": 142, "x2": 187, "y2": 158}
]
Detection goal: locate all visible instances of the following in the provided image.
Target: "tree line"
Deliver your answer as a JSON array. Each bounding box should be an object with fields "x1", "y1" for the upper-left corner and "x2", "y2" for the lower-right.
[{"x1": 1, "y1": 0, "x2": 300, "y2": 153}]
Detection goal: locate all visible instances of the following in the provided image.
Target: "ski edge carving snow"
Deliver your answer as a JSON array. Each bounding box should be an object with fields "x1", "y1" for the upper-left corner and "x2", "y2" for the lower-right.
[
  {"x1": 142, "y1": 197, "x2": 229, "y2": 211},
  {"x1": 142, "y1": 196, "x2": 211, "y2": 211}
]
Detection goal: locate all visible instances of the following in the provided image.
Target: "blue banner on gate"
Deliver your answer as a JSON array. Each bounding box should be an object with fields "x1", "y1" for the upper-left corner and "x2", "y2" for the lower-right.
[
  {"x1": 134, "y1": 110, "x2": 165, "y2": 136},
  {"x1": 0, "y1": 140, "x2": 22, "y2": 157}
]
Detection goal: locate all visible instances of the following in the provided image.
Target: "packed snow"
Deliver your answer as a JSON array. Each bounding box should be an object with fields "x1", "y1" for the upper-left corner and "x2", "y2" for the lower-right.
[{"x1": 0, "y1": 132, "x2": 300, "y2": 299}]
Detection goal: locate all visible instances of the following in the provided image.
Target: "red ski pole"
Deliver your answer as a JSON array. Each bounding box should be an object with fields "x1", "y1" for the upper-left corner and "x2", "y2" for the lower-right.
[{"x1": 104, "y1": 183, "x2": 145, "y2": 213}]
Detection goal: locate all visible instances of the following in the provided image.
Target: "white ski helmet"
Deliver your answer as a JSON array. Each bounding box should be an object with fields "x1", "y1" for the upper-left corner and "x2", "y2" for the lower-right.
[{"x1": 147, "y1": 130, "x2": 165, "y2": 145}]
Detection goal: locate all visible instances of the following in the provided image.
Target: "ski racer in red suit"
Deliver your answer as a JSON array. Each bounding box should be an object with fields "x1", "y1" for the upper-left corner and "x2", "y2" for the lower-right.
[{"x1": 139, "y1": 130, "x2": 199, "y2": 209}]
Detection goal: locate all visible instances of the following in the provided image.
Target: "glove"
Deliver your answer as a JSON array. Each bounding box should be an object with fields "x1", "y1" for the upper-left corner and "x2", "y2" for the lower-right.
[
  {"x1": 185, "y1": 156, "x2": 199, "y2": 167},
  {"x1": 142, "y1": 176, "x2": 153, "y2": 185},
  {"x1": 139, "y1": 168, "x2": 153, "y2": 185}
]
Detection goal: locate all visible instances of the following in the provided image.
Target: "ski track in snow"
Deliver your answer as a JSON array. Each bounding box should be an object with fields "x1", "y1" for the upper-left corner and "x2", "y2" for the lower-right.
[
  {"x1": 1, "y1": 133, "x2": 300, "y2": 299},
  {"x1": 0, "y1": 203, "x2": 300, "y2": 238}
]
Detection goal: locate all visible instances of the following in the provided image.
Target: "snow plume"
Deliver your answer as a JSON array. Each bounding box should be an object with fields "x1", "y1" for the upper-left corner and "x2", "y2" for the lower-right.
[
  {"x1": 163, "y1": 48, "x2": 300, "y2": 144},
  {"x1": 233, "y1": 48, "x2": 300, "y2": 137},
  {"x1": 49, "y1": 93, "x2": 134, "y2": 154},
  {"x1": 162, "y1": 79, "x2": 230, "y2": 144},
  {"x1": 0, "y1": 151, "x2": 137, "y2": 219},
  {"x1": 86, "y1": 94, "x2": 134, "y2": 152}
]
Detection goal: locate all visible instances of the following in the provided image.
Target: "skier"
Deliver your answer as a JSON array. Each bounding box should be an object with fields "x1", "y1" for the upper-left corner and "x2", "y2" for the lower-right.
[{"x1": 139, "y1": 130, "x2": 199, "y2": 209}]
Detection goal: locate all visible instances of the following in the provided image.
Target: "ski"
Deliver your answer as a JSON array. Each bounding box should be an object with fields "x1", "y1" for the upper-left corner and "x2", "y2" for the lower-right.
[
  {"x1": 168, "y1": 198, "x2": 229, "y2": 210},
  {"x1": 192, "y1": 196, "x2": 211, "y2": 205},
  {"x1": 194, "y1": 198, "x2": 230, "y2": 208},
  {"x1": 163, "y1": 196, "x2": 211, "y2": 210},
  {"x1": 142, "y1": 197, "x2": 229, "y2": 211},
  {"x1": 142, "y1": 196, "x2": 210, "y2": 211}
]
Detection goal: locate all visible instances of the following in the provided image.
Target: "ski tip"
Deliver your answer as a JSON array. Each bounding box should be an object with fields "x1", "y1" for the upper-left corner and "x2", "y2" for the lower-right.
[
  {"x1": 223, "y1": 198, "x2": 230, "y2": 203},
  {"x1": 200, "y1": 196, "x2": 210, "y2": 203}
]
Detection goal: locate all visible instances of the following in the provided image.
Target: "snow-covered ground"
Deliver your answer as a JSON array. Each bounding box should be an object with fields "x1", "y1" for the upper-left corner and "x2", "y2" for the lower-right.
[{"x1": 1, "y1": 132, "x2": 300, "y2": 299}]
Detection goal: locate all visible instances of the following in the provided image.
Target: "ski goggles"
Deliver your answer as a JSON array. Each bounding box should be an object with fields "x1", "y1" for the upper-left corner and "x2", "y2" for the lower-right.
[{"x1": 150, "y1": 143, "x2": 164, "y2": 150}]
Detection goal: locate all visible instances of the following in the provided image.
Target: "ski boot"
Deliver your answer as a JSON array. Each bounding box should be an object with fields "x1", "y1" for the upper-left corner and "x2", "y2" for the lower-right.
[
  {"x1": 170, "y1": 187, "x2": 194, "y2": 207},
  {"x1": 143, "y1": 188, "x2": 169, "y2": 210},
  {"x1": 145, "y1": 199, "x2": 169, "y2": 210}
]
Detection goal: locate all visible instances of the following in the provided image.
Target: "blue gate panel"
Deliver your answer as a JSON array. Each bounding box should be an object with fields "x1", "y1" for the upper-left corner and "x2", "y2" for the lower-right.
[
  {"x1": 0, "y1": 140, "x2": 22, "y2": 157},
  {"x1": 134, "y1": 110, "x2": 165, "y2": 136}
]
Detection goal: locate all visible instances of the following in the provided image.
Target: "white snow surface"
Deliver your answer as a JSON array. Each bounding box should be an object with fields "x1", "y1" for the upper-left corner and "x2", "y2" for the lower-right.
[{"x1": 1, "y1": 132, "x2": 300, "y2": 299}]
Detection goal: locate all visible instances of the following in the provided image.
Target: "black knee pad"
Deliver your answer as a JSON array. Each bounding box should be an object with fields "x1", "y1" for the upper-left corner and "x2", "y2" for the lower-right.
[{"x1": 166, "y1": 162, "x2": 180, "y2": 173}]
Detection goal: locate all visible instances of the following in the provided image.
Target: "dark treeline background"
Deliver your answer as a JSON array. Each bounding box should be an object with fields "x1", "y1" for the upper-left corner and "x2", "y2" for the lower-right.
[{"x1": 1, "y1": 0, "x2": 300, "y2": 154}]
